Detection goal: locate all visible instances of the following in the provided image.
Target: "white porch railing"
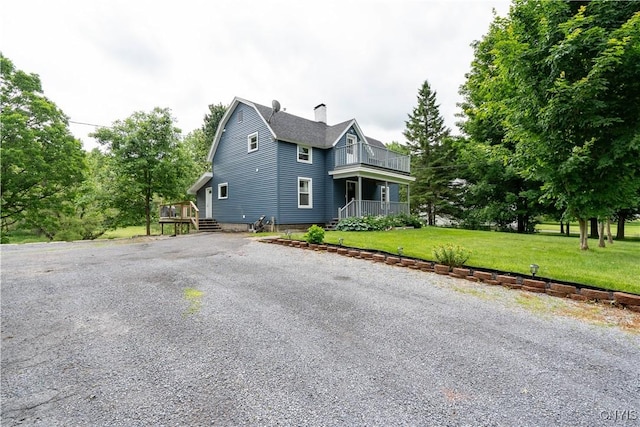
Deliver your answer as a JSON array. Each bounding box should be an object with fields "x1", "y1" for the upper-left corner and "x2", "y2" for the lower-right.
[
  {"x1": 338, "y1": 200, "x2": 410, "y2": 220},
  {"x1": 334, "y1": 142, "x2": 410, "y2": 174}
]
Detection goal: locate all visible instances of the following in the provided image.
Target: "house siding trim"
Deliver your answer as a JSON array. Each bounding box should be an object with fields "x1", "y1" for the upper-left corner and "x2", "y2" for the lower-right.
[
  {"x1": 330, "y1": 119, "x2": 371, "y2": 147},
  {"x1": 187, "y1": 172, "x2": 213, "y2": 195},
  {"x1": 207, "y1": 97, "x2": 276, "y2": 162},
  {"x1": 329, "y1": 165, "x2": 416, "y2": 184},
  {"x1": 297, "y1": 145, "x2": 312, "y2": 164},
  {"x1": 247, "y1": 131, "x2": 259, "y2": 153},
  {"x1": 218, "y1": 182, "x2": 228, "y2": 199}
]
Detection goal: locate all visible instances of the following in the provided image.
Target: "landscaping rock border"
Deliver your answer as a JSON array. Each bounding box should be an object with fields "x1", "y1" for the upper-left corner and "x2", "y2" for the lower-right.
[{"x1": 264, "y1": 238, "x2": 640, "y2": 312}]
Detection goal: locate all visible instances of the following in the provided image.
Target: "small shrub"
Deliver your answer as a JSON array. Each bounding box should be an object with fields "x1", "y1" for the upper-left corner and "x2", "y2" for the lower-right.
[
  {"x1": 395, "y1": 213, "x2": 423, "y2": 229},
  {"x1": 432, "y1": 244, "x2": 472, "y2": 268},
  {"x1": 304, "y1": 224, "x2": 325, "y2": 244},
  {"x1": 335, "y1": 217, "x2": 376, "y2": 231},
  {"x1": 335, "y1": 214, "x2": 423, "y2": 232}
]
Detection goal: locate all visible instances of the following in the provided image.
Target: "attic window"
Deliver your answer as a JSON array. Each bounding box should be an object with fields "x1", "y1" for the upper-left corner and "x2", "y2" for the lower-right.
[
  {"x1": 237, "y1": 109, "x2": 244, "y2": 123},
  {"x1": 297, "y1": 145, "x2": 312, "y2": 164},
  {"x1": 248, "y1": 132, "x2": 258, "y2": 153}
]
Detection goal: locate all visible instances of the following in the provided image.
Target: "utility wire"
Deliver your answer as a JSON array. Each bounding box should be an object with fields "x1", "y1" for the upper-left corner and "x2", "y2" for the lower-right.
[{"x1": 69, "y1": 120, "x2": 110, "y2": 128}]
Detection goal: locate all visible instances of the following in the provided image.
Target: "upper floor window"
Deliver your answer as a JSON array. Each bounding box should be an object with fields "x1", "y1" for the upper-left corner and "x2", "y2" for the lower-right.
[
  {"x1": 248, "y1": 132, "x2": 258, "y2": 153},
  {"x1": 237, "y1": 109, "x2": 244, "y2": 123},
  {"x1": 297, "y1": 145, "x2": 312, "y2": 164}
]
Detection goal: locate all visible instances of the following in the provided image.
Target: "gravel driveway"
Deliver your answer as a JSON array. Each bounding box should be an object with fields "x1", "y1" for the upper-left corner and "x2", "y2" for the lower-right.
[{"x1": 1, "y1": 233, "x2": 638, "y2": 426}]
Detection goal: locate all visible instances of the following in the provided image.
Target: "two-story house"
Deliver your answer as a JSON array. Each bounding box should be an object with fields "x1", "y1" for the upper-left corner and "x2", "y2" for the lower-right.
[{"x1": 187, "y1": 96, "x2": 415, "y2": 231}]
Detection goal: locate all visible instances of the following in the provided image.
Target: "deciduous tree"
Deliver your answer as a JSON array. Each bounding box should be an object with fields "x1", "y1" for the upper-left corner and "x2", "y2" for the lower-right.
[
  {"x1": 461, "y1": 0, "x2": 640, "y2": 249},
  {"x1": 1, "y1": 54, "x2": 86, "y2": 234},
  {"x1": 91, "y1": 108, "x2": 193, "y2": 235}
]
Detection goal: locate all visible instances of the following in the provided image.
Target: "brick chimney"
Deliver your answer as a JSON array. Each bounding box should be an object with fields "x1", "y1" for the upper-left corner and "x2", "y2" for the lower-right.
[{"x1": 314, "y1": 103, "x2": 327, "y2": 123}]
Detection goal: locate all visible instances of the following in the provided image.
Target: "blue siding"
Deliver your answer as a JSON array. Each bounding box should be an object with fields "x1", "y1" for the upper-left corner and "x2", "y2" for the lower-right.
[
  {"x1": 323, "y1": 148, "x2": 335, "y2": 221},
  {"x1": 212, "y1": 104, "x2": 278, "y2": 224},
  {"x1": 329, "y1": 126, "x2": 361, "y2": 216},
  {"x1": 375, "y1": 182, "x2": 400, "y2": 203},
  {"x1": 332, "y1": 179, "x2": 346, "y2": 216},
  {"x1": 276, "y1": 142, "x2": 329, "y2": 225},
  {"x1": 334, "y1": 125, "x2": 361, "y2": 150},
  {"x1": 389, "y1": 183, "x2": 400, "y2": 202},
  {"x1": 208, "y1": 104, "x2": 407, "y2": 225}
]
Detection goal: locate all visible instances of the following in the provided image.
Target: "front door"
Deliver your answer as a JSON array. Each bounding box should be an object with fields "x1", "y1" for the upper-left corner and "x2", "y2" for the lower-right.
[
  {"x1": 346, "y1": 134, "x2": 357, "y2": 164},
  {"x1": 346, "y1": 180, "x2": 358, "y2": 204},
  {"x1": 205, "y1": 187, "x2": 213, "y2": 218}
]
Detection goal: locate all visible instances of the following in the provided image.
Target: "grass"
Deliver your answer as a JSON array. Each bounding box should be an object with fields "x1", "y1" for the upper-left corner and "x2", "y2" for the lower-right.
[
  {"x1": 4, "y1": 221, "x2": 638, "y2": 294},
  {"x1": 2, "y1": 225, "x2": 165, "y2": 244},
  {"x1": 100, "y1": 225, "x2": 163, "y2": 239},
  {"x1": 536, "y1": 220, "x2": 640, "y2": 239},
  {"x1": 290, "y1": 227, "x2": 639, "y2": 294}
]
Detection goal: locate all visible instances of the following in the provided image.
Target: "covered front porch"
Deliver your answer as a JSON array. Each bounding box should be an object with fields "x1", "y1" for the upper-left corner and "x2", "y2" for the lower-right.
[{"x1": 329, "y1": 170, "x2": 415, "y2": 220}]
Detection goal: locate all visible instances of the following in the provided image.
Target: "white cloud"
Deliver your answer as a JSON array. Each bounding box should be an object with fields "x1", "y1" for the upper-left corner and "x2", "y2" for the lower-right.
[{"x1": 1, "y1": 0, "x2": 510, "y2": 150}]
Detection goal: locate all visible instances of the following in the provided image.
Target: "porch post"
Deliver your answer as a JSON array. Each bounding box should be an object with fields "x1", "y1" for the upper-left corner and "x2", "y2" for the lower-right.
[
  {"x1": 406, "y1": 183, "x2": 410, "y2": 215},
  {"x1": 358, "y1": 176, "x2": 362, "y2": 217},
  {"x1": 385, "y1": 180, "x2": 389, "y2": 215}
]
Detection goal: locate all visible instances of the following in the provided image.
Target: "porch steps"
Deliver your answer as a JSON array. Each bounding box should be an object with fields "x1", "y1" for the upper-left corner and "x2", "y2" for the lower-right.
[
  {"x1": 324, "y1": 218, "x2": 340, "y2": 231},
  {"x1": 198, "y1": 218, "x2": 222, "y2": 232}
]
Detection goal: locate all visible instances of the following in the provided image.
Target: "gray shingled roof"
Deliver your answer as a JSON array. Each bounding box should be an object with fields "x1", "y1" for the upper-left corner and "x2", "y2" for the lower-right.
[{"x1": 253, "y1": 102, "x2": 385, "y2": 149}]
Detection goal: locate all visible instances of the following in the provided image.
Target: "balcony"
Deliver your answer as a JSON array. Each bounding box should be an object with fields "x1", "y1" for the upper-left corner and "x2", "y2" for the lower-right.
[{"x1": 334, "y1": 142, "x2": 410, "y2": 174}]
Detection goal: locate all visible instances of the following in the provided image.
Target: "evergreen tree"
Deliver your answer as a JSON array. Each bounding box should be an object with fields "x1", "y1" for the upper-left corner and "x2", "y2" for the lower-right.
[
  {"x1": 202, "y1": 103, "x2": 227, "y2": 146},
  {"x1": 403, "y1": 80, "x2": 454, "y2": 225}
]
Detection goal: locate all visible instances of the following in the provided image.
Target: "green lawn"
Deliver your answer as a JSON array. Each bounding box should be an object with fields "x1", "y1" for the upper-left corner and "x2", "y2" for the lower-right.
[
  {"x1": 293, "y1": 227, "x2": 639, "y2": 294},
  {"x1": 100, "y1": 225, "x2": 163, "y2": 239},
  {"x1": 2, "y1": 225, "x2": 165, "y2": 244},
  {"x1": 536, "y1": 220, "x2": 640, "y2": 239}
]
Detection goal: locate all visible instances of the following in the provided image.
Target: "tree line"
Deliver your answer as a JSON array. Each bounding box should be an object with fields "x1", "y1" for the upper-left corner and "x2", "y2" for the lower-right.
[
  {"x1": 401, "y1": 0, "x2": 640, "y2": 249},
  {"x1": 2, "y1": 0, "x2": 639, "y2": 249},
  {"x1": 1, "y1": 52, "x2": 227, "y2": 241}
]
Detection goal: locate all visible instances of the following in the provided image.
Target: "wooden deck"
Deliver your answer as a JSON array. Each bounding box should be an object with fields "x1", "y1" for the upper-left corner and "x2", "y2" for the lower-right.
[{"x1": 159, "y1": 201, "x2": 199, "y2": 235}]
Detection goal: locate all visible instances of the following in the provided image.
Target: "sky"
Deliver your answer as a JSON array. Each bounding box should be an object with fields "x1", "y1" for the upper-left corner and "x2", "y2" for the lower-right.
[{"x1": 2, "y1": 0, "x2": 511, "y2": 151}]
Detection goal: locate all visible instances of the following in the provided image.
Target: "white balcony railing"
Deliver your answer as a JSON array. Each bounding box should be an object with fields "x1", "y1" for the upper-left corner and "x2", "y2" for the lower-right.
[
  {"x1": 338, "y1": 199, "x2": 410, "y2": 220},
  {"x1": 334, "y1": 142, "x2": 410, "y2": 174}
]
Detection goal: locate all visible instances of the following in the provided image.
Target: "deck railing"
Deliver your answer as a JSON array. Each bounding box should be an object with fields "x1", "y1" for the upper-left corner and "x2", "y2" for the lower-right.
[
  {"x1": 334, "y1": 142, "x2": 410, "y2": 174},
  {"x1": 159, "y1": 201, "x2": 199, "y2": 231},
  {"x1": 338, "y1": 199, "x2": 410, "y2": 220}
]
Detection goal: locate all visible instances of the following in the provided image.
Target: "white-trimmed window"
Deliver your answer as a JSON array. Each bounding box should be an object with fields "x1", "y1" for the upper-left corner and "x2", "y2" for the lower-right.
[
  {"x1": 218, "y1": 182, "x2": 228, "y2": 199},
  {"x1": 297, "y1": 145, "x2": 312, "y2": 163},
  {"x1": 248, "y1": 132, "x2": 258, "y2": 153},
  {"x1": 381, "y1": 185, "x2": 389, "y2": 203},
  {"x1": 298, "y1": 177, "x2": 312, "y2": 208}
]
